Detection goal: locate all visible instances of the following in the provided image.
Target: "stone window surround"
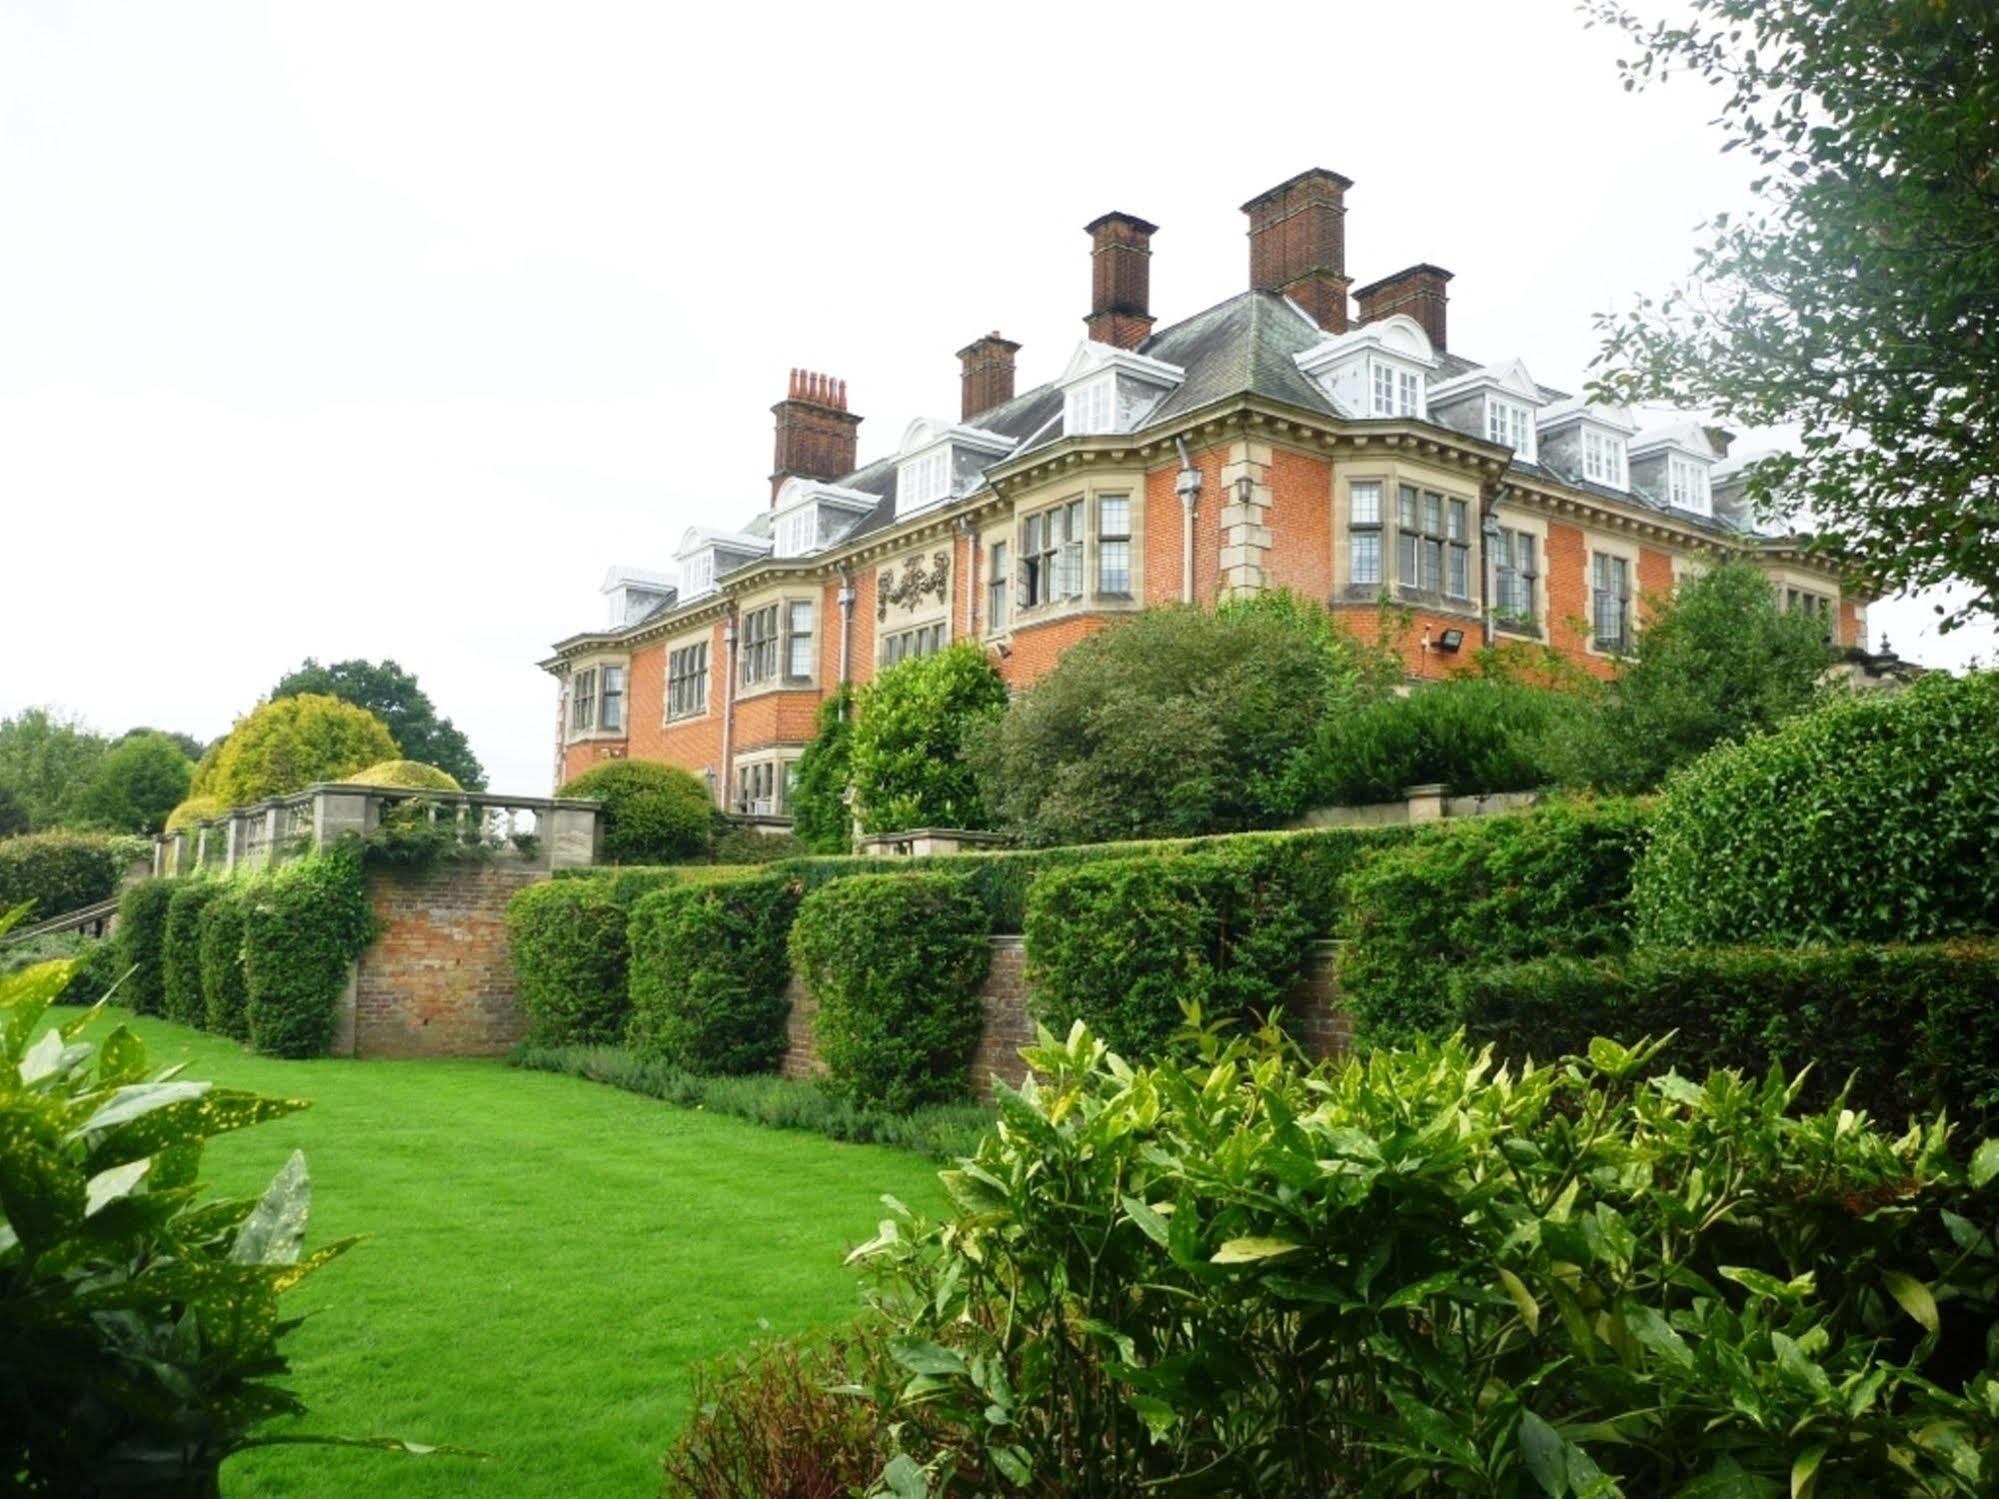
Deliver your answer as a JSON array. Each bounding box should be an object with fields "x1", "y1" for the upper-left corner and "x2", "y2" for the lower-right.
[
  {"x1": 729, "y1": 746, "x2": 805, "y2": 816},
  {"x1": 564, "y1": 653, "x2": 631, "y2": 744},
  {"x1": 662, "y1": 626, "x2": 714, "y2": 726},
  {"x1": 1332, "y1": 459, "x2": 1482, "y2": 614},
  {"x1": 1586, "y1": 531, "x2": 1642, "y2": 659},
  {"x1": 984, "y1": 473, "x2": 1145, "y2": 640},
  {"x1": 1489, "y1": 506, "x2": 1550, "y2": 638},
  {"x1": 732, "y1": 588, "x2": 822, "y2": 702}
]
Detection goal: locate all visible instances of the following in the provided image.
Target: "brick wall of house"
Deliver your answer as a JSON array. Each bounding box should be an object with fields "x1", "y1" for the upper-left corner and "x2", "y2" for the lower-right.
[
  {"x1": 781, "y1": 936, "x2": 1350, "y2": 1100},
  {"x1": 1542, "y1": 519, "x2": 1616, "y2": 680},
  {"x1": 1262, "y1": 446, "x2": 1334, "y2": 601},
  {"x1": 998, "y1": 611, "x2": 1115, "y2": 689},
  {"x1": 347, "y1": 863, "x2": 544, "y2": 1059}
]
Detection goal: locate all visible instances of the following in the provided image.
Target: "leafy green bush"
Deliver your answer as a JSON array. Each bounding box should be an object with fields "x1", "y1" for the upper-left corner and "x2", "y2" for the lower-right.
[
  {"x1": 115, "y1": 878, "x2": 177, "y2": 1015},
  {"x1": 557, "y1": 759, "x2": 715, "y2": 864},
  {"x1": 788, "y1": 685, "x2": 855, "y2": 854},
  {"x1": 506, "y1": 879, "x2": 634, "y2": 1047},
  {"x1": 0, "y1": 829, "x2": 132, "y2": 919},
  {"x1": 242, "y1": 844, "x2": 376, "y2": 1058},
  {"x1": 1458, "y1": 941, "x2": 1999, "y2": 1128},
  {"x1": 627, "y1": 874, "x2": 802, "y2": 1074},
  {"x1": 1636, "y1": 670, "x2": 1999, "y2": 945},
  {"x1": 1336, "y1": 799, "x2": 1651, "y2": 1045},
  {"x1": 710, "y1": 826, "x2": 808, "y2": 864},
  {"x1": 67, "y1": 729, "x2": 194, "y2": 834},
  {"x1": 774, "y1": 823, "x2": 1414, "y2": 936},
  {"x1": 344, "y1": 758, "x2": 462, "y2": 791},
  {"x1": 848, "y1": 1022, "x2": 1999, "y2": 1495},
  {"x1": 161, "y1": 879, "x2": 226, "y2": 1026},
  {"x1": 199, "y1": 884, "x2": 252, "y2": 1040},
  {"x1": 510, "y1": 1045, "x2": 991, "y2": 1161},
  {"x1": 1541, "y1": 557, "x2": 1836, "y2": 793},
  {"x1": 1309, "y1": 676, "x2": 1578, "y2": 804},
  {"x1": 1023, "y1": 850, "x2": 1316, "y2": 1057},
  {"x1": 789, "y1": 873, "x2": 990, "y2": 1110},
  {"x1": 971, "y1": 594, "x2": 1399, "y2": 844},
  {"x1": 0, "y1": 907, "x2": 441, "y2": 1490},
  {"x1": 850, "y1": 642, "x2": 1008, "y2": 834},
  {"x1": 166, "y1": 794, "x2": 228, "y2": 834},
  {"x1": 0, "y1": 929, "x2": 124, "y2": 1004},
  {"x1": 197, "y1": 692, "x2": 400, "y2": 805}
]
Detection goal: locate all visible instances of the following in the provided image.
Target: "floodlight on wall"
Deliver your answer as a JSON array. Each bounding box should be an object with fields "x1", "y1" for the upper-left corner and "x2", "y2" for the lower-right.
[{"x1": 1436, "y1": 628, "x2": 1465, "y2": 653}]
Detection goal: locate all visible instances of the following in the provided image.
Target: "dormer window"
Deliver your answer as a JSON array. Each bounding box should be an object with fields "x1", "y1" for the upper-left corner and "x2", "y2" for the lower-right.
[
  {"x1": 770, "y1": 479, "x2": 878, "y2": 559},
  {"x1": 682, "y1": 549, "x2": 715, "y2": 599},
  {"x1": 1294, "y1": 314, "x2": 1438, "y2": 423},
  {"x1": 900, "y1": 448, "x2": 951, "y2": 509},
  {"x1": 1427, "y1": 358, "x2": 1543, "y2": 460},
  {"x1": 1630, "y1": 421, "x2": 1720, "y2": 518},
  {"x1": 1668, "y1": 456, "x2": 1711, "y2": 515},
  {"x1": 674, "y1": 526, "x2": 773, "y2": 599},
  {"x1": 1065, "y1": 376, "x2": 1114, "y2": 435},
  {"x1": 1371, "y1": 363, "x2": 1422, "y2": 418},
  {"x1": 1486, "y1": 399, "x2": 1533, "y2": 456},
  {"x1": 1056, "y1": 342, "x2": 1185, "y2": 439},
  {"x1": 777, "y1": 507, "x2": 815, "y2": 557},
  {"x1": 894, "y1": 420, "x2": 1019, "y2": 519},
  {"x1": 1582, "y1": 428, "x2": 1626, "y2": 488}
]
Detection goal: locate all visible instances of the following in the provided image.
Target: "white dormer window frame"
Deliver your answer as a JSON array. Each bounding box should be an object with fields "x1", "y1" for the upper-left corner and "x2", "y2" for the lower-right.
[
  {"x1": 1064, "y1": 374, "x2": 1115, "y2": 436},
  {"x1": 1582, "y1": 427, "x2": 1628, "y2": 489},
  {"x1": 681, "y1": 548, "x2": 716, "y2": 599},
  {"x1": 1056, "y1": 342, "x2": 1186, "y2": 438},
  {"x1": 894, "y1": 420, "x2": 1020, "y2": 519},
  {"x1": 1294, "y1": 314, "x2": 1438, "y2": 423},
  {"x1": 898, "y1": 446, "x2": 953, "y2": 511},
  {"x1": 1667, "y1": 454, "x2": 1712, "y2": 515},
  {"x1": 1369, "y1": 359, "x2": 1425, "y2": 419},
  {"x1": 1486, "y1": 397, "x2": 1535, "y2": 459}
]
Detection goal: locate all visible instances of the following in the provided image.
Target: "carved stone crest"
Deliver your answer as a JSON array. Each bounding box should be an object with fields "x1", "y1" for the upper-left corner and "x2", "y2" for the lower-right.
[{"x1": 877, "y1": 551, "x2": 951, "y2": 619}]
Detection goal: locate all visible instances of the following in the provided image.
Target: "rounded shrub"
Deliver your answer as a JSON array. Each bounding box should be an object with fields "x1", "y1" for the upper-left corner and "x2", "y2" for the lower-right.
[
  {"x1": 115, "y1": 879, "x2": 178, "y2": 1015},
  {"x1": 197, "y1": 886, "x2": 251, "y2": 1040},
  {"x1": 557, "y1": 759, "x2": 715, "y2": 864},
  {"x1": 200, "y1": 693, "x2": 399, "y2": 806},
  {"x1": 0, "y1": 830, "x2": 130, "y2": 920},
  {"x1": 1635, "y1": 671, "x2": 1999, "y2": 946},
  {"x1": 165, "y1": 795, "x2": 228, "y2": 834},
  {"x1": 506, "y1": 879, "x2": 632, "y2": 1046},
  {"x1": 242, "y1": 844, "x2": 375, "y2": 1057},
  {"x1": 627, "y1": 874, "x2": 802, "y2": 1074},
  {"x1": 788, "y1": 873, "x2": 990, "y2": 1111},
  {"x1": 161, "y1": 880, "x2": 226, "y2": 1026},
  {"x1": 344, "y1": 759, "x2": 461, "y2": 791}
]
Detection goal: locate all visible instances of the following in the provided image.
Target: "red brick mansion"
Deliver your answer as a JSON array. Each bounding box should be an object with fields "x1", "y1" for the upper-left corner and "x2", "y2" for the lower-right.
[{"x1": 541, "y1": 168, "x2": 1863, "y2": 810}]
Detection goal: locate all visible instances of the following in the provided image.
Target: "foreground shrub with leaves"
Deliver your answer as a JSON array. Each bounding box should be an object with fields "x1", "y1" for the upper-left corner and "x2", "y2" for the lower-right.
[
  {"x1": 844, "y1": 1023, "x2": 1999, "y2": 1495},
  {"x1": 0, "y1": 904, "x2": 451, "y2": 1492},
  {"x1": 507, "y1": 878, "x2": 634, "y2": 1046}
]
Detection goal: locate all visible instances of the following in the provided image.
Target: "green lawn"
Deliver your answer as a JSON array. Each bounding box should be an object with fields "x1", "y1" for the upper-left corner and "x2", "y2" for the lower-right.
[{"x1": 85, "y1": 1010, "x2": 946, "y2": 1498}]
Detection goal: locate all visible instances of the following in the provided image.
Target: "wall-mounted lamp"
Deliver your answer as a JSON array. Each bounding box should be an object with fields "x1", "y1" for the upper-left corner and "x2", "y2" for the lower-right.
[
  {"x1": 996, "y1": 642, "x2": 1013, "y2": 660},
  {"x1": 1235, "y1": 475, "x2": 1256, "y2": 506},
  {"x1": 1435, "y1": 628, "x2": 1465, "y2": 653}
]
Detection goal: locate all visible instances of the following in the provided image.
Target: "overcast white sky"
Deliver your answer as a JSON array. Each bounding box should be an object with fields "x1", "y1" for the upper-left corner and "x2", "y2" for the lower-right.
[{"x1": 3, "y1": 0, "x2": 1991, "y2": 794}]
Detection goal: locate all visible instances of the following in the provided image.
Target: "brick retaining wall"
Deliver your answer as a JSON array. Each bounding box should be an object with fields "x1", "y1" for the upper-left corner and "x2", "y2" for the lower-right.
[
  {"x1": 781, "y1": 937, "x2": 1350, "y2": 1100},
  {"x1": 337, "y1": 864, "x2": 545, "y2": 1059}
]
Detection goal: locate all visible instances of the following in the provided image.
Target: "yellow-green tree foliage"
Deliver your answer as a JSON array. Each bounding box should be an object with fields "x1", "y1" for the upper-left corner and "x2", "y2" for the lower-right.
[
  {"x1": 164, "y1": 795, "x2": 228, "y2": 833},
  {"x1": 344, "y1": 760, "x2": 461, "y2": 791},
  {"x1": 197, "y1": 695, "x2": 398, "y2": 806}
]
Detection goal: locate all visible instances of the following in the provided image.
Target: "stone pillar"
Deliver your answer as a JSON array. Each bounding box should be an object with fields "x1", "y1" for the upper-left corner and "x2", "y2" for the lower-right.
[
  {"x1": 1217, "y1": 438, "x2": 1273, "y2": 599},
  {"x1": 546, "y1": 802, "x2": 602, "y2": 869},
  {"x1": 170, "y1": 832, "x2": 190, "y2": 875},
  {"x1": 312, "y1": 786, "x2": 376, "y2": 850},
  {"x1": 153, "y1": 839, "x2": 166, "y2": 877},
  {"x1": 1404, "y1": 783, "x2": 1448, "y2": 824}
]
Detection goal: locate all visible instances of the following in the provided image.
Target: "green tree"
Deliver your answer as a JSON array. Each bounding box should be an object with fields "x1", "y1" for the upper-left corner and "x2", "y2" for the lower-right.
[
  {"x1": 787, "y1": 686, "x2": 854, "y2": 854},
  {"x1": 970, "y1": 595, "x2": 1395, "y2": 846},
  {"x1": 0, "y1": 786, "x2": 26, "y2": 838},
  {"x1": 117, "y1": 725, "x2": 207, "y2": 763},
  {"x1": 0, "y1": 707, "x2": 107, "y2": 829},
  {"x1": 1586, "y1": 0, "x2": 1999, "y2": 626},
  {"x1": 271, "y1": 658, "x2": 486, "y2": 790},
  {"x1": 1543, "y1": 558, "x2": 1835, "y2": 792},
  {"x1": 198, "y1": 694, "x2": 400, "y2": 806},
  {"x1": 850, "y1": 643, "x2": 1008, "y2": 835},
  {"x1": 68, "y1": 730, "x2": 194, "y2": 834}
]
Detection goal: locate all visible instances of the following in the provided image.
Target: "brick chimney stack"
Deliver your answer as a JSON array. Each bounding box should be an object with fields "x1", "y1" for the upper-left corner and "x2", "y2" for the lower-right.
[
  {"x1": 1242, "y1": 168, "x2": 1354, "y2": 333},
  {"x1": 769, "y1": 369, "x2": 862, "y2": 505},
  {"x1": 957, "y1": 332, "x2": 1021, "y2": 421},
  {"x1": 1355, "y1": 264, "x2": 1453, "y2": 350},
  {"x1": 1084, "y1": 211, "x2": 1158, "y2": 349}
]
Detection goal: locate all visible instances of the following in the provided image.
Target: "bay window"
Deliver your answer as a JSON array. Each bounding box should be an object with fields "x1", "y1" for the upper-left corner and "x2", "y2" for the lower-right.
[
  {"x1": 570, "y1": 668, "x2": 596, "y2": 731},
  {"x1": 1021, "y1": 500, "x2": 1083, "y2": 608},
  {"x1": 786, "y1": 601, "x2": 814, "y2": 679},
  {"x1": 599, "y1": 666, "x2": 625, "y2": 732},
  {"x1": 1395, "y1": 485, "x2": 1470, "y2": 597},
  {"x1": 987, "y1": 540, "x2": 1010, "y2": 630},
  {"x1": 739, "y1": 604, "x2": 779, "y2": 686},
  {"x1": 1494, "y1": 528, "x2": 1537, "y2": 625}
]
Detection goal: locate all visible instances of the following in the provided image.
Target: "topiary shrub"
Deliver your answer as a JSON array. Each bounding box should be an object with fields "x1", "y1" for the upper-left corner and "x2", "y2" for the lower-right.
[
  {"x1": 788, "y1": 686, "x2": 855, "y2": 854},
  {"x1": 1456, "y1": 941, "x2": 1999, "y2": 1130},
  {"x1": 115, "y1": 878, "x2": 178, "y2": 1015},
  {"x1": 557, "y1": 759, "x2": 715, "y2": 864},
  {"x1": 1636, "y1": 670, "x2": 1999, "y2": 946},
  {"x1": 198, "y1": 885, "x2": 251, "y2": 1040},
  {"x1": 166, "y1": 794, "x2": 229, "y2": 834},
  {"x1": 343, "y1": 759, "x2": 461, "y2": 791},
  {"x1": 161, "y1": 879, "x2": 226, "y2": 1026},
  {"x1": 710, "y1": 826, "x2": 808, "y2": 865},
  {"x1": 789, "y1": 873, "x2": 990, "y2": 1111},
  {"x1": 506, "y1": 879, "x2": 633, "y2": 1046},
  {"x1": 627, "y1": 874, "x2": 802, "y2": 1074},
  {"x1": 1024, "y1": 850, "x2": 1317, "y2": 1058},
  {"x1": 0, "y1": 829, "x2": 129, "y2": 920},
  {"x1": 1336, "y1": 798, "x2": 1652, "y2": 1045},
  {"x1": 199, "y1": 693, "x2": 400, "y2": 805},
  {"x1": 242, "y1": 844, "x2": 376, "y2": 1057},
  {"x1": 850, "y1": 642, "x2": 1008, "y2": 835}
]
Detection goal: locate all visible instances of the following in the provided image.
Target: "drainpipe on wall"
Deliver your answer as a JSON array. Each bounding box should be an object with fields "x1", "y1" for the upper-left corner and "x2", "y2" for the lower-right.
[
  {"x1": 1173, "y1": 436, "x2": 1202, "y2": 604},
  {"x1": 719, "y1": 609, "x2": 739, "y2": 811},
  {"x1": 836, "y1": 569, "x2": 855, "y2": 687}
]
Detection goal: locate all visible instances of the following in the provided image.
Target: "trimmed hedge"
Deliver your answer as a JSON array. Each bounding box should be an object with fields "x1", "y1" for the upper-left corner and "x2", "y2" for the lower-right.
[
  {"x1": 197, "y1": 886, "x2": 251, "y2": 1040},
  {"x1": 789, "y1": 873, "x2": 991, "y2": 1111},
  {"x1": 0, "y1": 830, "x2": 134, "y2": 920},
  {"x1": 626, "y1": 875, "x2": 804, "y2": 1074},
  {"x1": 242, "y1": 844, "x2": 375, "y2": 1057},
  {"x1": 0, "y1": 931, "x2": 124, "y2": 1004},
  {"x1": 161, "y1": 880, "x2": 226, "y2": 1025},
  {"x1": 116, "y1": 879, "x2": 178, "y2": 1015},
  {"x1": 1636, "y1": 670, "x2": 1999, "y2": 946},
  {"x1": 1335, "y1": 798, "x2": 1652, "y2": 1045},
  {"x1": 1456, "y1": 942, "x2": 1999, "y2": 1128},
  {"x1": 506, "y1": 879, "x2": 633, "y2": 1046},
  {"x1": 557, "y1": 760, "x2": 715, "y2": 864},
  {"x1": 774, "y1": 823, "x2": 1416, "y2": 936},
  {"x1": 1024, "y1": 851, "x2": 1316, "y2": 1058}
]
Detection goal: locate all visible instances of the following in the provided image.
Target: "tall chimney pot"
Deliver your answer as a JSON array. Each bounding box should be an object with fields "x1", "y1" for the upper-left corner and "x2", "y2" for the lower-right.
[
  {"x1": 1084, "y1": 211, "x2": 1158, "y2": 350},
  {"x1": 769, "y1": 369, "x2": 862, "y2": 505},
  {"x1": 1242, "y1": 168, "x2": 1354, "y2": 332},
  {"x1": 957, "y1": 332, "x2": 1021, "y2": 421}
]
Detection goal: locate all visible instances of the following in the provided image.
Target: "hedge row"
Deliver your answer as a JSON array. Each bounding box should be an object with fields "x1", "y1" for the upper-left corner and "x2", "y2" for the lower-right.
[
  {"x1": 0, "y1": 830, "x2": 142, "y2": 922},
  {"x1": 115, "y1": 879, "x2": 177, "y2": 1016},
  {"x1": 161, "y1": 881, "x2": 226, "y2": 1025},
  {"x1": 1458, "y1": 942, "x2": 1999, "y2": 1128},
  {"x1": 628, "y1": 875, "x2": 801, "y2": 1075}
]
